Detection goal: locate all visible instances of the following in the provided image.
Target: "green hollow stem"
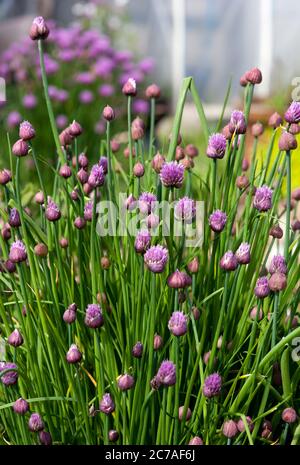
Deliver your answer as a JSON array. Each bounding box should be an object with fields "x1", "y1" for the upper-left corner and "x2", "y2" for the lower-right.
[
  {"x1": 272, "y1": 293, "x2": 280, "y2": 348},
  {"x1": 148, "y1": 98, "x2": 156, "y2": 159},
  {"x1": 38, "y1": 40, "x2": 65, "y2": 165},
  {"x1": 211, "y1": 159, "x2": 217, "y2": 212},
  {"x1": 284, "y1": 150, "x2": 291, "y2": 261},
  {"x1": 127, "y1": 96, "x2": 133, "y2": 182}
]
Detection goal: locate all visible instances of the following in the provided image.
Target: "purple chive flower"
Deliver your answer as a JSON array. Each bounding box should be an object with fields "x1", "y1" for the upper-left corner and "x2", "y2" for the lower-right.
[
  {"x1": 174, "y1": 197, "x2": 196, "y2": 223},
  {"x1": 138, "y1": 192, "x2": 157, "y2": 214},
  {"x1": 229, "y1": 110, "x2": 247, "y2": 134},
  {"x1": 99, "y1": 156, "x2": 108, "y2": 175},
  {"x1": 220, "y1": 251, "x2": 238, "y2": 271},
  {"x1": 253, "y1": 185, "x2": 273, "y2": 212},
  {"x1": 269, "y1": 255, "x2": 287, "y2": 275},
  {"x1": 203, "y1": 373, "x2": 222, "y2": 398},
  {"x1": 235, "y1": 242, "x2": 251, "y2": 265},
  {"x1": 45, "y1": 197, "x2": 61, "y2": 222},
  {"x1": 0, "y1": 362, "x2": 18, "y2": 386},
  {"x1": 13, "y1": 398, "x2": 29, "y2": 415},
  {"x1": 66, "y1": 344, "x2": 82, "y2": 364},
  {"x1": 19, "y1": 121, "x2": 35, "y2": 140},
  {"x1": 206, "y1": 133, "x2": 227, "y2": 159},
  {"x1": 8, "y1": 329, "x2": 23, "y2": 347},
  {"x1": 7, "y1": 111, "x2": 22, "y2": 128},
  {"x1": 22, "y1": 94, "x2": 37, "y2": 110},
  {"x1": 56, "y1": 115, "x2": 68, "y2": 129},
  {"x1": 28, "y1": 413, "x2": 44, "y2": 432},
  {"x1": 160, "y1": 161, "x2": 185, "y2": 188},
  {"x1": 84, "y1": 304, "x2": 104, "y2": 329},
  {"x1": 84, "y1": 201, "x2": 94, "y2": 222},
  {"x1": 98, "y1": 84, "x2": 115, "y2": 97},
  {"x1": 117, "y1": 374, "x2": 135, "y2": 391},
  {"x1": 9, "y1": 208, "x2": 21, "y2": 228},
  {"x1": 156, "y1": 360, "x2": 176, "y2": 386},
  {"x1": 132, "y1": 342, "x2": 143, "y2": 358},
  {"x1": 9, "y1": 240, "x2": 27, "y2": 263},
  {"x1": 144, "y1": 245, "x2": 168, "y2": 273},
  {"x1": 284, "y1": 101, "x2": 300, "y2": 124},
  {"x1": 134, "y1": 229, "x2": 151, "y2": 254},
  {"x1": 254, "y1": 277, "x2": 270, "y2": 299},
  {"x1": 209, "y1": 210, "x2": 227, "y2": 233},
  {"x1": 79, "y1": 90, "x2": 94, "y2": 104},
  {"x1": 167, "y1": 270, "x2": 192, "y2": 289},
  {"x1": 75, "y1": 72, "x2": 95, "y2": 85},
  {"x1": 100, "y1": 393, "x2": 115, "y2": 415},
  {"x1": 168, "y1": 311, "x2": 188, "y2": 336},
  {"x1": 133, "y1": 99, "x2": 149, "y2": 114},
  {"x1": 88, "y1": 164, "x2": 105, "y2": 188}
]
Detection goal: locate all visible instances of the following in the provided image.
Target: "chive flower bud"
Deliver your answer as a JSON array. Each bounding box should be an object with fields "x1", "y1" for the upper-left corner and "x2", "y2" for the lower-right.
[
  {"x1": 222, "y1": 420, "x2": 238, "y2": 438},
  {"x1": 117, "y1": 373, "x2": 135, "y2": 391},
  {"x1": 220, "y1": 251, "x2": 238, "y2": 271},
  {"x1": 45, "y1": 197, "x2": 61, "y2": 222},
  {"x1": 8, "y1": 329, "x2": 23, "y2": 347},
  {"x1": 39, "y1": 431, "x2": 52, "y2": 445},
  {"x1": 102, "y1": 105, "x2": 115, "y2": 121},
  {"x1": 269, "y1": 272, "x2": 287, "y2": 292},
  {"x1": 13, "y1": 398, "x2": 29, "y2": 415},
  {"x1": 12, "y1": 139, "x2": 29, "y2": 157},
  {"x1": 66, "y1": 344, "x2": 82, "y2": 364},
  {"x1": 29, "y1": 17, "x2": 49, "y2": 40},
  {"x1": 268, "y1": 112, "x2": 282, "y2": 129},
  {"x1": 132, "y1": 342, "x2": 143, "y2": 358},
  {"x1": 235, "y1": 242, "x2": 251, "y2": 265},
  {"x1": 254, "y1": 277, "x2": 270, "y2": 299},
  {"x1": 28, "y1": 413, "x2": 44, "y2": 432},
  {"x1": 19, "y1": 121, "x2": 35, "y2": 141},
  {"x1": 100, "y1": 393, "x2": 115, "y2": 415},
  {"x1": 167, "y1": 270, "x2": 192, "y2": 289}
]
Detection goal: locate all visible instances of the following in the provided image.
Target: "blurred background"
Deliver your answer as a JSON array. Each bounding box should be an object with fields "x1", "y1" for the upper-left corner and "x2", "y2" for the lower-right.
[
  {"x1": 0, "y1": 0, "x2": 300, "y2": 185},
  {"x1": 1, "y1": 0, "x2": 300, "y2": 106}
]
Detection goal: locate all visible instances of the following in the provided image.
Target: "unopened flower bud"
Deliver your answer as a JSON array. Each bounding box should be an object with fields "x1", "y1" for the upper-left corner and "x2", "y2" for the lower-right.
[
  {"x1": 145, "y1": 84, "x2": 161, "y2": 99},
  {"x1": 29, "y1": 17, "x2": 49, "y2": 41},
  {"x1": 103, "y1": 105, "x2": 115, "y2": 122}
]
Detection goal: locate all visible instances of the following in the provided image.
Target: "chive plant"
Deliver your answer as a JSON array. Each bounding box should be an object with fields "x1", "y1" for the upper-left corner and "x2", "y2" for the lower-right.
[{"x1": 0, "y1": 17, "x2": 300, "y2": 446}]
